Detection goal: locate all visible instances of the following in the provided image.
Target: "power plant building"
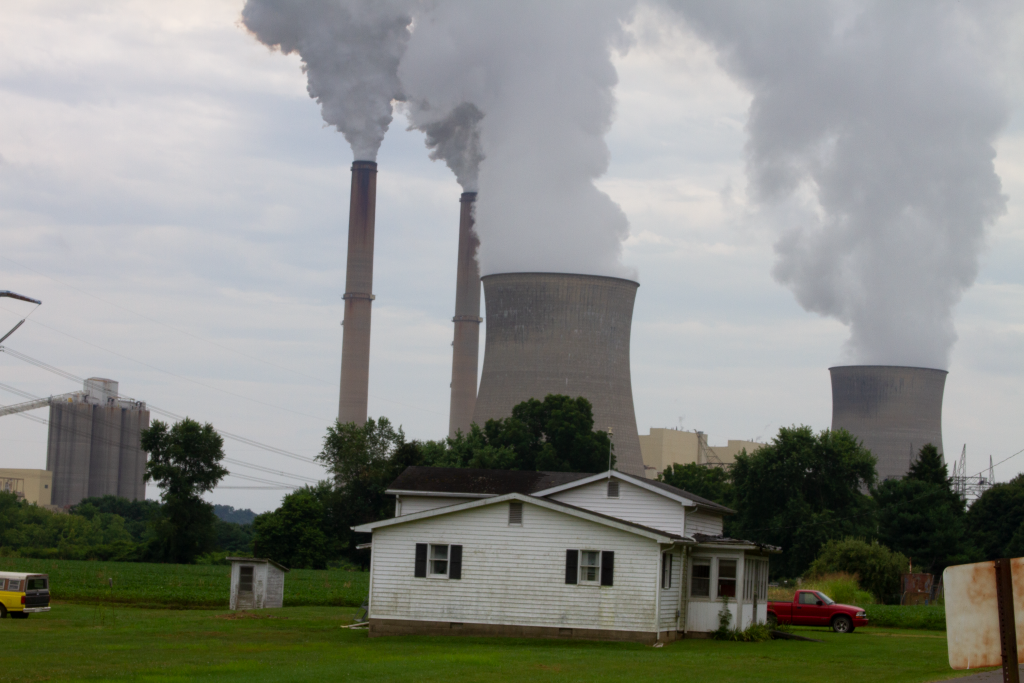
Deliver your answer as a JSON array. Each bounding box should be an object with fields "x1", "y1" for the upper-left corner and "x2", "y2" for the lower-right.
[
  {"x1": 639, "y1": 428, "x2": 763, "y2": 479},
  {"x1": 829, "y1": 365, "x2": 947, "y2": 481},
  {"x1": 472, "y1": 272, "x2": 646, "y2": 477}
]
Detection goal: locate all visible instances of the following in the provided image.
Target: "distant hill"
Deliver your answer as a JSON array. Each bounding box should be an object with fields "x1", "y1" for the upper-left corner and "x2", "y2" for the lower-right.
[{"x1": 213, "y1": 504, "x2": 257, "y2": 525}]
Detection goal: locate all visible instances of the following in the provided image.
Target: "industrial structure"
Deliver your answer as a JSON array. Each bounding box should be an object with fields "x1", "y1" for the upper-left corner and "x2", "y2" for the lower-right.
[
  {"x1": 0, "y1": 377, "x2": 149, "y2": 507},
  {"x1": 0, "y1": 468, "x2": 52, "y2": 506},
  {"x1": 338, "y1": 160, "x2": 378, "y2": 426},
  {"x1": 639, "y1": 428, "x2": 763, "y2": 478},
  {"x1": 472, "y1": 273, "x2": 645, "y2": 477},
  {"x1": 448, "y1": 192, "x2": 482, "y2": 438},
  {"x1": 829, "y1": 365, "x2": 946, "y2": 481}
]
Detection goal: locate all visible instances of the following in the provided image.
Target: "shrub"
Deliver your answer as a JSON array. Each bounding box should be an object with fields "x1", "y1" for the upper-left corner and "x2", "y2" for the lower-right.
[
  {"x1": 806, "y1": 538, "x2": 907, "y2": 604},
  {"x1": 710, "y1": 597, "x2": 774, "y2": 642}
]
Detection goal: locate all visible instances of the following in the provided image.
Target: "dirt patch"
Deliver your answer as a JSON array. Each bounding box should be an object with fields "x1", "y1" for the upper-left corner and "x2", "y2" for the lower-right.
[{"x1": 214, "y1": 612, "x2": 286, "y2": 620}]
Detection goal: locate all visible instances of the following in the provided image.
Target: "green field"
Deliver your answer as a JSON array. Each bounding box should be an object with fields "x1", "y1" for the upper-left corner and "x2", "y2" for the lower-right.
[
  {"x1": 0, "y1": 558, "x2": 369, "y2": 609},
  {"x1": 0, "y1": 603, "x2": 989, "y2": 683}
]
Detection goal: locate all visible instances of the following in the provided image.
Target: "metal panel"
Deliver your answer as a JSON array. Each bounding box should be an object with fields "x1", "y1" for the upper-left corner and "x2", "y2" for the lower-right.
[
  {"x1": 944, "y1": 558, "x2": 1024, "y2": 670},
  {"x1": 47, "y1": 402, "x2": 94, "y2": 507},
  {"x1": 473, "y1": 272, "x2": 645, "y2": 476},
  {"x1": 88, "y1": 406, "x2": 123, "y2": 498},
  {"x1": 830, "y1": 365, "x2": 947, "y2": 481}
]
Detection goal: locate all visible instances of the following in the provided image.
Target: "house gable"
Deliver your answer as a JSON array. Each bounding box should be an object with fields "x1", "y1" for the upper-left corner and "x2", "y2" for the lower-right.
[{"x1": 542, "y1": 477, "x2": 687, "y2": 537}]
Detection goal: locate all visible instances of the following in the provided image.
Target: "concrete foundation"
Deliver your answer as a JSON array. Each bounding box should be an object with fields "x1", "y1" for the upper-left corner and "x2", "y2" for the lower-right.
[
  {"x1": 368, "y1": 618, "x2": 682, "y2": 644},
  {"x1": 472, "y1": 272, "x2": 645, "y2": 477}
]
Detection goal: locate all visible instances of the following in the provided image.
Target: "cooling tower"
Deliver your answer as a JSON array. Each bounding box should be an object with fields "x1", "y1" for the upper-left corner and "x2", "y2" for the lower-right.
[
  {"x1": 472, "y1": 273, "x2": 645, "y2": 476},
  {"x1": 46, "y1": 378, "x2": 149, "y2": 507},
  {"x1": 829, "y1": 365, "x2": 947, "y2": 481},
  {"x1": 448, "y1": 192, "x2": 482, "y2": 438},
  {"x1": 338, "y1": 161, "x2": 377, "y2": 426}
]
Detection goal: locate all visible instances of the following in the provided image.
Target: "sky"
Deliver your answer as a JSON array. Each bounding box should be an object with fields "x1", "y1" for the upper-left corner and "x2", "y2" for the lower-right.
[{"x1": 1, "y1": 1, "x2": 1022, "y2": 512}]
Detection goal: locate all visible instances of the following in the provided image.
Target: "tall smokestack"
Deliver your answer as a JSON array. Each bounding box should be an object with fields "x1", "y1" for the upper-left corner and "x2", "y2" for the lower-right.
[
  {"x1": 472, "y1": 272, "x2": 645, "y2": 476},
  {"x1": 829, "y1": 365, "x2": 947, "y2": 481},
  {"x1": 338, "y1": 161, "x2": 377, "y2": 425},
  {"x1": 448, "y1": 192, "x2": 481, "y2": 437}
]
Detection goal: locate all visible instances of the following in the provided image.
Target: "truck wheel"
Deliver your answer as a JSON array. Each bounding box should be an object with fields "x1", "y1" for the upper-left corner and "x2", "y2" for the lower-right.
[
  {"x1": 0, "y1": 605, "x2": 6, "y2": 619},
  {"x1": 832, "y1": 615, "x2": 852, "y2": 633},
  {"x1": 11, "y1": 612, "x2": 29, "y2": 619}
]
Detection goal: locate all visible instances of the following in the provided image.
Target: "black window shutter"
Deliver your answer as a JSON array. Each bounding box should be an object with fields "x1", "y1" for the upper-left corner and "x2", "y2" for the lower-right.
[
  {"x1": 565, "y1": 549, "x2": 579, "y2": 585},
  {"x1": 601, "y1": 551, "x2": 615, "y2": 586},
  {"x1": 414, "y1": 543, "x2": 427, "y2": 578},
  {"x1": 449, "y1": 545, "x2": 463, "y2": 579}
]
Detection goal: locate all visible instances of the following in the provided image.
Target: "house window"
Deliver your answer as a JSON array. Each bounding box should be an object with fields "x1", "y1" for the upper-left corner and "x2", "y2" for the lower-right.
[
  {"x1": 691, "y1": 559, "x2": 710, "y2": 597},
  {"x1": 744, "y1": 559, "x2": 769, "y2": 602},
  {"x1": 661, "y1": 552, "x2": 673, "y2": 589},
  {"x1": 508, "y1": 502, "x2": 523, "y2": 525},
  {"x1": 238, "y1": 566, "x2": 254, "y2": 593},
  {"x1": 580, "y1": 551, "x2": 601, "y2": 583},
  {"x1": 607, "y1": 480, "x2": 619, "y2": 498},
  {"x1": 430, "y1": 544, "x2": 450, "y2": 577},
  {"x1": 717, "y1": 559, "x2": 737, "y2": 598}
]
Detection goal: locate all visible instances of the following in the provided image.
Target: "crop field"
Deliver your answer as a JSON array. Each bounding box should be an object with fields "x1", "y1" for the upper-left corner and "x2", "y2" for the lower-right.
[
  {"x1": 0, "y1": 604, "x2": 989, "y2": 683},
  {"x1": 0, "y1": 557, "x2": 369, "y2": 608}
]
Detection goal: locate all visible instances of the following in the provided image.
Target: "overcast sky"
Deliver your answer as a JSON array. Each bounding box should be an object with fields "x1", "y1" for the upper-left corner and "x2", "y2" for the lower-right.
[{"x1": 1, "y1": 1, "x2": 1022, "y2": 512}]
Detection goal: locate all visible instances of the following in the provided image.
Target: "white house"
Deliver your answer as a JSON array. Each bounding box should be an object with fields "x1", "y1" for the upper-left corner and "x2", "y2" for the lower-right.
[{"x1": 353, "y1": 467, "x2": 778, "y2": 643}]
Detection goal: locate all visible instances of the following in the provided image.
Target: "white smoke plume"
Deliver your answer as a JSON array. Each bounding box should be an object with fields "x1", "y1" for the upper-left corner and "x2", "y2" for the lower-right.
[
  {"x1": 399, "y1": 1, "x2": 638, "y2": 278},
  {"x1": 241, "y1": 0, "x2": 413, "y2": 161},
  {"x1": 672, "y1": 0, "x2": 1011, "y2": 369},
  {"x1": 405, "y1": 101, "x2": 485, "y2": 192}
]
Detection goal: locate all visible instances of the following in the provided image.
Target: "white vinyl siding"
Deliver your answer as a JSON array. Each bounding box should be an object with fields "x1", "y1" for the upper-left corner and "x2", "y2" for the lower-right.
[
  {"x1": 546, "y1": 479, "x2": 685, "y2": 536},
  {"x1": 658, "y1": 548, "x2": 682, "y2": 631},
  {"x1": 684, "y1": 510, "x2": 724, "y2": 537},
  {"x1": 399, "y1": 496, "x2": 479, "y2": 516},
  {"x1": 368, "y1": 501, "x2": 661, "y2": 633}
]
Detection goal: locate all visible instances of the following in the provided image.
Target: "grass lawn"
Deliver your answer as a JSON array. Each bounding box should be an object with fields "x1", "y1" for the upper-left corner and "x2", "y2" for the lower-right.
[
  {"x1": 0, "y1": 603, "x2": 991, "y2": 683},
  {"x1": 0, "y1": 558, "x2": 368, "y2": 608}
]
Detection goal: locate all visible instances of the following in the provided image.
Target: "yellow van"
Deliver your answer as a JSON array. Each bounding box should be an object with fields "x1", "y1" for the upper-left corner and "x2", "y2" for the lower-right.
[{"x1": 0, "y1": 572, "x2": 50, "y2": 619}]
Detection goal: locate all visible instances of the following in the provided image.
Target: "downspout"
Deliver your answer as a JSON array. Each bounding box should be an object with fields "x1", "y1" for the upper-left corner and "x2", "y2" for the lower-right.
[{"x1": 654, "y1": 543, "x2": 662, "y2": 641}]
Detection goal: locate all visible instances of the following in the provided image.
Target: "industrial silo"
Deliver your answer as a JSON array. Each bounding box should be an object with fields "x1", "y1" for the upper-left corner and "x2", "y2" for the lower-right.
[
  {"x1": 472, "y1": 272, "x2": 645, "y2": 477},
  {"x1": 829, "y1": 365, "x2": 947, "y2": 481},
  {"x1": 46, "y1": 378, "x2": 150, "y2": 507}
]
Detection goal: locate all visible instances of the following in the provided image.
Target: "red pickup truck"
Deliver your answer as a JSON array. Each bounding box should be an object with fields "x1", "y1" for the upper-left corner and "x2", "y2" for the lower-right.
[{"x1": 767, "y1": 590, "x2": 868, "y2": 633}]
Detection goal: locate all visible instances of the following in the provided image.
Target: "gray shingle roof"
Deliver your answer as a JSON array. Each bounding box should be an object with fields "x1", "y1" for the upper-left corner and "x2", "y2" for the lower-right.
[{"x1": 387, "y1": 466, "x2": 591, "y2": 495}]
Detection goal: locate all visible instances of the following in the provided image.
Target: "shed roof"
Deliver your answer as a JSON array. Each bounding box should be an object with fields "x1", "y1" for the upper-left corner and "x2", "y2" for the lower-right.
[
  {"x1": 691, "y1": 534, "x2": 782, "y2": 553},
  {"x1": 226, "y1": 557, "x2": 290, "y2": 572}
]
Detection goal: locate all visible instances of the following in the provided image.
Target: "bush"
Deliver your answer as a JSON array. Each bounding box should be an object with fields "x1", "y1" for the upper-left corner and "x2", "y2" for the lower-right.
[
  {"x1": 710, "y1": 597, "x2": 774, "y2": 642},
  {"x1": 806, "y1": 538, "x2": 907, "y2": 604},
  {"x1": 865, "y1": 604, "x2": 946, "y2": 630}
]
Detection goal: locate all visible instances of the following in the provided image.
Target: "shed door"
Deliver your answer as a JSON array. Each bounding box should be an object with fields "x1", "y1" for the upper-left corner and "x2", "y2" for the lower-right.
[{"x1": 237, "y1": 565, "x2": 255, "y2": 610}]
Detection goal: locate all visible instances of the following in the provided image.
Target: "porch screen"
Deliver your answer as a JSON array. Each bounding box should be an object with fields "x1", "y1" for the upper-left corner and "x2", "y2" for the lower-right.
[
  {"x1": 743, "y1": 559, "x2": 768, "y2": 602},
  {"x1": 691, "y1": 559, "x2": 710, "y2": 597}
]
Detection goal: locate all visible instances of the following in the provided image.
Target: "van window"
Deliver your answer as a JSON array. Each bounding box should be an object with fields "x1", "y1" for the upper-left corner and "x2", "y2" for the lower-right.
[
  {"x1": 239, "y1": 566, "x2": 254, "y2": 593},
  {"x1": 26, "y1": 578, "x2": 48, "y2": 591},
  {"x1": 7, "y1": 580, "x2": 21, "y2": 592}
]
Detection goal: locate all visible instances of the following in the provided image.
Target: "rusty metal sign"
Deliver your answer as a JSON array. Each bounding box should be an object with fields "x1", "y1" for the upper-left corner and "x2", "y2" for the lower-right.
[{"x1": 944, "y1": 558, "x2": 1024, "y2": 674}]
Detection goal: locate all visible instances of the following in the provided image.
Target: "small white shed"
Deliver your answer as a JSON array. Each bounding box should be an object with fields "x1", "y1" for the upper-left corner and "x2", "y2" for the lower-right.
[{"x1": 227, "y1": 557, "x2": 289, "y2": 610}]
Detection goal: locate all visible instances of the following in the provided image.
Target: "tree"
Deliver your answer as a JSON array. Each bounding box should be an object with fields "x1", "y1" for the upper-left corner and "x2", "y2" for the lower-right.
[
  {"x1": 806, "y1": 537, "x2": 909, "y2": 604},
  {"x1": 142, "y1": 418, "x2": 228, "y2": 564},
  {"x1": 253, "y1": 485, "x2": 333, "y2": 569},
  {"x1": 730, "y1": 426, "x2": 877, "y2": 578},
  {"x1": 316, "y1": 418, "x2": 425, "y2": 564},
  {"x1": 659, "y1": 463, "x2": 734, "y2": 509},
  {"x1": 423, "y1": 395, "x2": 614, "y2": 473},
  {"x1": 967, "y1": 474, "x2": 1024, "y2": 561},
  {"x1": 872, "y1": 444, "x2": 973, "y2": 574}
]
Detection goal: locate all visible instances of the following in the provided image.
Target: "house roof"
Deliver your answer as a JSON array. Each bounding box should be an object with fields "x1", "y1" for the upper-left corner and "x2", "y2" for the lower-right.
[
  {"x1": 387, "y1": 466, "x2": 592, "y2": 496},
  {"x1": 387, "y1": 466, "x2": 735, "y2": 515},
  {"x1": 353, "y1": 492, "x2": 694, "y2": 544},
  {"x1": 691, "y1": 534, "x2": 782, "y2": 553}
]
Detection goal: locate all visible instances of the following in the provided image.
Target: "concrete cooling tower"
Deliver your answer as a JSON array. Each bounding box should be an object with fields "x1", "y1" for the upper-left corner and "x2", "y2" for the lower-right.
[
  {"x1": 829, "y1": 365, "x2": 947, "y2": 481},
  {"x1": 472, "y1": 272, "x2": 645, "y2": 477}
]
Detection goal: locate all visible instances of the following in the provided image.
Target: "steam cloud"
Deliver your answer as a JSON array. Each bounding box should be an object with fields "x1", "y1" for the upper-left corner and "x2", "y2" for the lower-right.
[
  {"x1": 405, "y1": 101, "x2": 485, "y2": 192},
  {"x1": 241, "y1": 0, "x2": 413, "y2": 161},
  {"x1": 673, "y1": 1, "x2": 1010, "y2": 369}
]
